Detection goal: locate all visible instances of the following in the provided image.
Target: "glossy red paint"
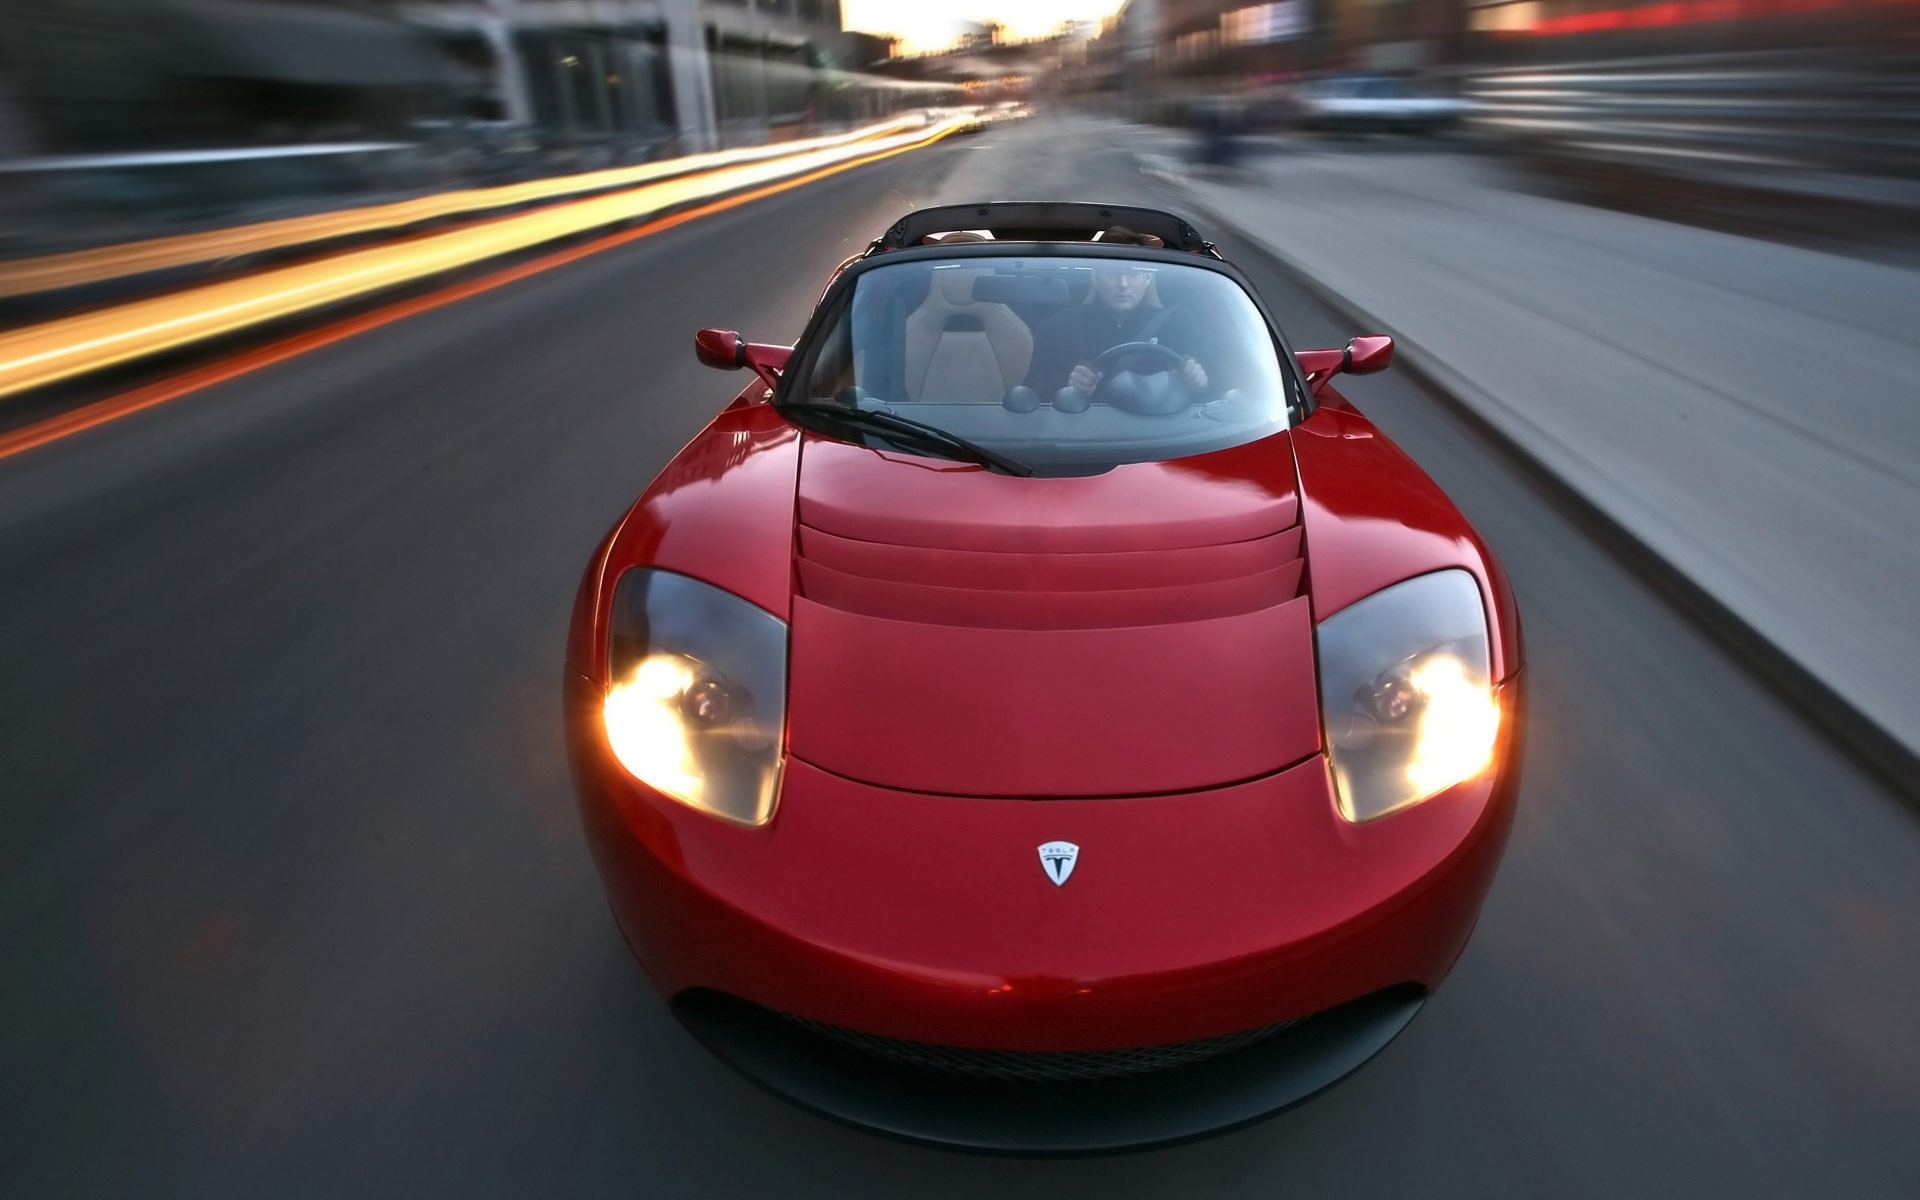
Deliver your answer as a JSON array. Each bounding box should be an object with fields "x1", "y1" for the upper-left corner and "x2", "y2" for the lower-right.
[
  {"x1": 1346, "y1": 335, "x2": 1394, "y2": 375},
  {"x1": 567, "y1": 403, "x2": 801, "y2": 681},
  {"x1": 693, "y1": 327, "x2": 791, "y2": 390},
  {"x1": 567, "y1": 669, "x2": 1521, "y2": 1050},
  {"x1": 568, "y1": 240, "x2": 1523, "y2": 1080},
  {"x1": 786, "y1": 431, "x2": 1320, "y2": 795},
  {"x1": 1291, "y1": 391, "x2": 1522, "y2": 680},
  {"x1": 1296, "y1": 348, "x2": 1346, "y2": 389},
  {"x1": 693, "y1": 327, "x2": 744, "y2": 370},
  {"x1": 1296, "y1": 336, "x2": 1393, "y2": 394},
  {"x1": 795, "y1": 432, "x2": 1299, "y2": 552},
  {"x1": 741, "y1": 342, "x2": 791, "y2": 389},
  {"x1": 789, "y1": 594, "x2": 1320, "y2": 795}
]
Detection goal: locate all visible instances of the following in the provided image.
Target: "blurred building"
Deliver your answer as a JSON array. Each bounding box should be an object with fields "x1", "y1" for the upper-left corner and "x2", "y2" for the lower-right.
[
  {"x1": 842, "y1": 30, "x2": 899, "y2": 70},
  {"x1": 1319, "y1": 0, "x2": 1466, "y2": 72},
  {"x1": 860, "y1": 22, "x2": 1075, "y2": 109},
  {"x1": 0, "y1": 0, "x2": 867, "y2": 159},
  {"x1": 398, "y1": 0, "x2": 849, "y2": 151},
  {"x1": 954, "y1": 21, "x2": 1003, "y2": 51},
  {"x1": 1070, "y1": 0, "x2": 1490, "y2": 121},
  {"x1": 1461, "y1": 0, "x2": 1920, "y2": 224},
  {"x1": 1137, "y1": 0, "x2": 1474, "y2": 81},
  {"x1": 0, "y1": 0, "x2": 466, "y2": 154},
  {"x1": 1162, "y1": 0, "x2": 1311, "y2": 77},
  {"x1": 0, "y1": 0, "x2": 912, "y2": 254}
]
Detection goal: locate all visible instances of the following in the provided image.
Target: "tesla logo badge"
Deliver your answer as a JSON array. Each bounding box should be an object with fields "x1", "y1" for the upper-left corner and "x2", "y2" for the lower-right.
[{"x1": 1038, "y1": 841, "x2": 1079, "y2": 887}]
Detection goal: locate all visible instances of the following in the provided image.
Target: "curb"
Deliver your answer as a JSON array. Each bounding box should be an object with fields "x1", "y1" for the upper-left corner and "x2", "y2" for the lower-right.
[{"x1": 1171, "y1": 172, "x2": 1920, "y2": 806}]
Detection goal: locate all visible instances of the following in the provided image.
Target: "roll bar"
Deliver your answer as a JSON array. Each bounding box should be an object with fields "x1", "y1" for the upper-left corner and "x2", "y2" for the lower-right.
[{"x1": 871, "y1": 202, "x2": 1220, "y2": 257}]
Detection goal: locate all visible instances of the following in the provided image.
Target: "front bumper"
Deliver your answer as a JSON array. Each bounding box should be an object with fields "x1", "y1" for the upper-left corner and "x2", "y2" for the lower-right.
[
  {"x1": 672, "y1": 984, "x2": 1427, "y2": 1154},
  {"x1": 567, "y1": 671, "x2": 1519, "y2": 1048}
]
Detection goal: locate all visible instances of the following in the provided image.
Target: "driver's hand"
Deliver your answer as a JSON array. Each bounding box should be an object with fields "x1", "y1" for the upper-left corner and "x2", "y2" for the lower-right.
[
  {"x1": 1068, "y1": 363, "x2": 1102, "y2": 394},
  {"x1": 1182, "y1": 358, "x2": 1209, "y2": 390}
]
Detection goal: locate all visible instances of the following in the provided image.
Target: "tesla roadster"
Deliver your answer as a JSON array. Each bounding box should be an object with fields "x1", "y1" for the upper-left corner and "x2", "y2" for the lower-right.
[{"x1": 564, "y1": 203, "x2": 1523, "y2": 1152}]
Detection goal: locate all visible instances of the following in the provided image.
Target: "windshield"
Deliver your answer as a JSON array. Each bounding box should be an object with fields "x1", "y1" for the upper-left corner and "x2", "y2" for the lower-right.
[{"x1": 790, "y1": 255, "x2": 1296, "y2": 471}]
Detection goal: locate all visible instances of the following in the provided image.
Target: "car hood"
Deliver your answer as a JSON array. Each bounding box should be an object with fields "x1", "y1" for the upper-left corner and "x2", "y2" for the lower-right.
[{"x1": 785, "y1": 434, "x2": 1322, "y2": 796}]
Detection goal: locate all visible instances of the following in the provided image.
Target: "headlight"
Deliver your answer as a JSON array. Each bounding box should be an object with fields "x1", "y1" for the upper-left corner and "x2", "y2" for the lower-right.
[
  {"x1": 602, "y1": 569, "x2": 787, "y2": 826},
  {"x1": 1315, "y1": 570, "x2": 1502, "y2": 823}
]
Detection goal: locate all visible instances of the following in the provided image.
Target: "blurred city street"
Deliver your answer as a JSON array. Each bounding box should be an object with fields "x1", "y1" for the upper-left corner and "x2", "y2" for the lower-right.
[
  {"x1": 4, "y1": 113, "x2": 1919, "y2": 1196},
  {"x1": 6, "y1": 0, "x2": 1920, "y2": 1194}
]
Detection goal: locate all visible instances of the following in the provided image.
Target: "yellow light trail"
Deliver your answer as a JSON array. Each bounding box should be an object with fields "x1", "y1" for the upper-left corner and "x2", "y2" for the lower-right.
[
  {"x1": 0, "y1": 115, "x2": 928, "y2": 301},
  {"x1": 0, "y1": 119, "x2": 960, "y2": 402}
]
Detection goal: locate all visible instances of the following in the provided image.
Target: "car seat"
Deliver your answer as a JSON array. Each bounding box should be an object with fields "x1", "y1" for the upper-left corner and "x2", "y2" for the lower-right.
[{"x1": 902, "y1": 267, "x2": 1033, "y2": 404}]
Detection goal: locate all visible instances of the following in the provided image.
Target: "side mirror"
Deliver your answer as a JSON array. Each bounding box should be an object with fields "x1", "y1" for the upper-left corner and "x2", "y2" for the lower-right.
[
  {"x1": 1296, "y1": 335, "x2": 1394, "y2": 395},
  {"x1": 696, "y1": 327, "x2": 790, "y2": 390},
  {"x1": 1344, "y1": 335, "x2": 1393, "y2": 375},
  {"x1": 695, "y1": 328, "x2": 745, "y2": 371}
]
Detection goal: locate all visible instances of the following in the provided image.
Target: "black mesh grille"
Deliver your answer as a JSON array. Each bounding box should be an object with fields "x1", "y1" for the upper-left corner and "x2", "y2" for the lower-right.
[{"x1": 779, "y1": 1013, "x2": 1301, "y2": 1082}]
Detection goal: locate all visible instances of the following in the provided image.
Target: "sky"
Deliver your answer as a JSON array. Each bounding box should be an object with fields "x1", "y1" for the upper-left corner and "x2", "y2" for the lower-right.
[{"x1": 840, "y1": 1, "x2": 1127, "y2": 55}]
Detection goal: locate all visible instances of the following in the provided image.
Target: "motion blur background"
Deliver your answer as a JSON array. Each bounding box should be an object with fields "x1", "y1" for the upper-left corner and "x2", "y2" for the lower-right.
[
  {"x1": 3, "y1": 0, "x2": 1916, "y2": 251},
  {"x1": 4, "y1": 1, "x2": 1920, "y2": 1196}
]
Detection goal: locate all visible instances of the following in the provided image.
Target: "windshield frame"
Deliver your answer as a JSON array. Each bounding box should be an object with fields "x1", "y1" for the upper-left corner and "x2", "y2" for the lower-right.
[{"x1": 773, "y1": 242, "x2": 1313, "y2": 436}]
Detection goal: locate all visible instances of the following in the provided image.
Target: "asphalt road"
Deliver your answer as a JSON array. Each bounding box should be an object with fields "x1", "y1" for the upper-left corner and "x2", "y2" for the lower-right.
[{"x1": 3, "y1": 117, "x2": 1917, "y2": 1197}]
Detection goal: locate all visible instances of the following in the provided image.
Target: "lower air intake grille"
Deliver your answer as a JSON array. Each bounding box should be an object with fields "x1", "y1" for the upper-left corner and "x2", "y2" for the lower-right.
[{"x1": 779, "y1": 1013, "x2": 1301, "y2": 1082}]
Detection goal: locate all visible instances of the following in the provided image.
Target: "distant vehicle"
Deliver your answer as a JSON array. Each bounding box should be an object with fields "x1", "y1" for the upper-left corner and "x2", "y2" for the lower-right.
[
  {"x1": 565, "y1": 202, "x2": 1523, "y2": 1153},
  {"x1": 1298, "y1": 75, "x2": 1470, "y2": 134}
]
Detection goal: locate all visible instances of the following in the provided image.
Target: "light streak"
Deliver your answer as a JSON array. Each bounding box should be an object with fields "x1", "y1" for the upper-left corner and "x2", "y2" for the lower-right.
[
  {"x1": 0, "y1": 120, "x2": 960, "y2": 403},
  {"x1": 0, "y1": 116, "x2": 929, "y2": 300},
  {"x1": 0, "y1": 123, "x2": 957, "y2": 460}
]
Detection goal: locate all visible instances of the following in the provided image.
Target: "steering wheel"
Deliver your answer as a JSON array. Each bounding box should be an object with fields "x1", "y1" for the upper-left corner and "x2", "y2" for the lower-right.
[
  {"x1": 1091, "y1": 341, "x2": 1187, "y2": 379},
  {"x1": 1082, "y1": 340, "x2": 1195, "y2": 415}
]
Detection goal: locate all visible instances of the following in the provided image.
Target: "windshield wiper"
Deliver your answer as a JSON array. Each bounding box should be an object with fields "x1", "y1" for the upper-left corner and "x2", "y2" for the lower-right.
[{"x1": 776, "y1": 398, "x2": 1035, "y2": 477}]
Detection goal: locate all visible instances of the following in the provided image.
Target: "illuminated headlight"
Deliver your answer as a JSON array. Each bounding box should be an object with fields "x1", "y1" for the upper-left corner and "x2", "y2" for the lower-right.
[
  {"x1": 603, "y1": 569, "x2": 787, "y2": 826},
  {"x1": 1315, "y1": 570, "x2": 1503, "y2": 823}
]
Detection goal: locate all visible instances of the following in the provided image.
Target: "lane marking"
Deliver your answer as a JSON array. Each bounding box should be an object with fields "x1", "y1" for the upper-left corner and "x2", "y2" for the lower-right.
[{"x1": 0, "y1": 131, "x2": 952, "y2": 462}]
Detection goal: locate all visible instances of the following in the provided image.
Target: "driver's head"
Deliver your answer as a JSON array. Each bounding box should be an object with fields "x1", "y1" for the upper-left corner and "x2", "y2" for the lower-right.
[{"x1": 1092, "y1": 265, "x2": 1155, "y2": 313}]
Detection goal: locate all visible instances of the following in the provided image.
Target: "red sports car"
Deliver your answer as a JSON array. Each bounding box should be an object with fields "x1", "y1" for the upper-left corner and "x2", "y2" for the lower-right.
[{"x1": 564, "y1": 203, "x2": 1523, "y2": 1152}]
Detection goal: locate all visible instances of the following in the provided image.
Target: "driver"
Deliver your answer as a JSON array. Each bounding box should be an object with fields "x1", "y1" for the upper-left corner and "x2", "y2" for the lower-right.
[{"x1": 1024, "y1": 229, "x2": 1210, "y2": 412}]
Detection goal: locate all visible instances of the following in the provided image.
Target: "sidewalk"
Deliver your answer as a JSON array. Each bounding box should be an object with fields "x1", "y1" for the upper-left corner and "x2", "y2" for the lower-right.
[{"x1": 1147, "y1": 130, "x2": 1920, "y2": 770}]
